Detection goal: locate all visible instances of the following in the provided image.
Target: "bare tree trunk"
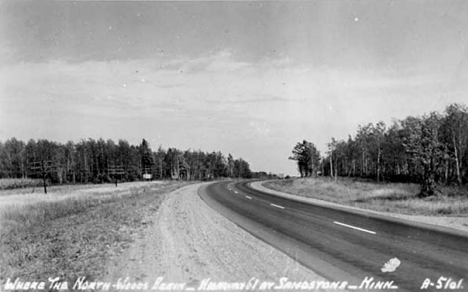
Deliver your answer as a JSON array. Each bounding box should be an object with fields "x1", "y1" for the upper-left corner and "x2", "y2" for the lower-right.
[
  {"x1": 84, "y1": 152, "x2": 88, "y2": 182},
  {"x1": 348, "y1": 160, "x2": 351, "y2": 177},
  {"x1": 445, "y1": 158, "x2": 449, "y2": 185},
  {"x1": 377, "y1": 147, "x2": 381, "y2": 182},
  {"x1": 335, "y1": 158, "x2": 338, "y2": 182},
  {"x1": 159, "y1": 158, "x2": 163, "y2": 179},
  {"x1": 361, "y1": 151, "x2": 365, "y2": 177},
  {"x1": 41, "y1": 160, "x2": 47, "y2": 194},
  {"x1": 453, "y1": 135, "x2": 462, "y2": 186},
  {"x1": 365, "y1": 154, "x2": 368, "y2": 177}
]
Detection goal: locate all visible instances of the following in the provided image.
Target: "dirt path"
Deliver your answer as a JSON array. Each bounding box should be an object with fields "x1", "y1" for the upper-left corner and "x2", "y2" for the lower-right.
[{"x1": 105, "y1": 183, "x2": 329, "y2": 290}]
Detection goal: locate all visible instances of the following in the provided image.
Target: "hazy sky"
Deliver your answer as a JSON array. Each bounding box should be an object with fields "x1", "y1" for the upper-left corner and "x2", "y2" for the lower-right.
[{"x1": 1, "y1": 0, "x2": 467, "y2": 175}]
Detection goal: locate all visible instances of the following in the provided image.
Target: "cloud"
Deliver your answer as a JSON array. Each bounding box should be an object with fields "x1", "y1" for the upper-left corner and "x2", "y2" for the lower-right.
[
  {"x1": 1, "y1": 50, "x2": 467, "y2": 175},
  {"x1": 232, "y1": 95, "x2": 290, "y2": 104},
  {"x1": 161, "y1": 50, "x2": 251, "y2": 74},
  {"x1": 1, "y1": 50, "x2": 454, "y2": 118},
  {"x1": 204, "y1": 51, "x2": 251, "y2": 72}
]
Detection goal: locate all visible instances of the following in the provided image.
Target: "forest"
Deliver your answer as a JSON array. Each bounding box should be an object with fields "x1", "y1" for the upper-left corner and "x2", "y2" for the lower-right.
[
  {"x1": 0, "y1": 138, "x2": 253, "y2": 186},
  {"x1": 290, "y1": 103, "x2": 468, "y2": 197}
]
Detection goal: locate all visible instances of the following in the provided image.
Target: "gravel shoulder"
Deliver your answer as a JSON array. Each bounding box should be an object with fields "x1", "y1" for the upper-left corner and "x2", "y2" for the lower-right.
[
  {"x1": 252, "y1": 181, "x2": 468, "y2": 234},
  {"x1": 105, "y1": 182, "x2": 329, "y2": 290}
]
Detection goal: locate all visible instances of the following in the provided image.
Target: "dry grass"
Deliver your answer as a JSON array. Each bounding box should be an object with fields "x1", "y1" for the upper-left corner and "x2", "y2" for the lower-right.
[
  {"x1": 0, "y1": 181, "x2": 167, "y2": 220},
  {"x1": 0, "y1": 180, "x2": 194, "y2": 286},
  {"x1": 265, "y1": 177, "x2": 468, "y2": 216},
  {"x1": 0, "y1": 178, "x2": 42, "y2": 190}
]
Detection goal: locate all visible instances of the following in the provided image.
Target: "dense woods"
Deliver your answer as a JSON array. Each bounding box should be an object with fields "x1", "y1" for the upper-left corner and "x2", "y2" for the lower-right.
[
  {"x1": 0, "y1": 138, "x2": 253, "y2": 185},
  {"x1": 291, "y1": 103, "x2": 468, "y2": 197}
]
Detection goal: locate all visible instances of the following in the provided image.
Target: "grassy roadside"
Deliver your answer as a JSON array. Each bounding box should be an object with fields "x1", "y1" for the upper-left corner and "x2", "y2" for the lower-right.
[
  {"x1": 0, "y1": 181, "x2": 194, "y2": 286},
  {"x1": 264, "y1": 177, "x2": 468, "y2": 216},
  {"x1": 0, "y1": 178, "x2": 42, "y2": 190}
]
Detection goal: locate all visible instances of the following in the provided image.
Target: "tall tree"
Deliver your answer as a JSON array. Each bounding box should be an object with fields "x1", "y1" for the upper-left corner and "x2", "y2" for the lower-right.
[
  {"x1": 227, "y1": 153, "x2": 234, "y2": 178},
  {"x1": 139, "y1": 139, "x2": 155, "y2": 178},
  {"x1": 327, "y1": 138, "x2": 338, "y2": 181},
  {"x1": 403, "y1": 113, "x2": 448, "y2": 197},
  {"x1": 442, "y1": 104, "x2": 468, "y2": 185},
  {"x1": 29, "y1": 139, "x2": 57, "y2": 193},
  {"x1": 289, "y1": 140, "x2": 321, "y2": 177},
  {"x1": 371, "y1": 121, "x2": 386, "y2": 182}
]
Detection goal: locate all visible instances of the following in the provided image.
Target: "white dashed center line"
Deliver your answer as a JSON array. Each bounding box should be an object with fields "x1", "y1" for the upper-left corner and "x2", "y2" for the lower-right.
[
  {"x1": 245, "y1": 196, "x2": 252, "y2": 200},
  {"x1": 270, "y1": 203, "x2": 285, "y2": 209},
  {"x1": 234, "y1": 191, "x2": 239, "y2": 194},
  {"x1": 333, "y1": 221, "x2": 376, "y2": 234}
]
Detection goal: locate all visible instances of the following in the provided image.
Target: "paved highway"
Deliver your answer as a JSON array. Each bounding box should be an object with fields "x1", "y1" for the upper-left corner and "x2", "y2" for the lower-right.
[{"x1": 198, "y1": 180, "x2": 468, "y2": 292}]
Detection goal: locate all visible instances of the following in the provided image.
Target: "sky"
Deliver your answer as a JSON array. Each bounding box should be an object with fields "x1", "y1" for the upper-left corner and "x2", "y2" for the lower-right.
[{"x1": 1, "y1": 0, "x2": 467, "y2": 176}]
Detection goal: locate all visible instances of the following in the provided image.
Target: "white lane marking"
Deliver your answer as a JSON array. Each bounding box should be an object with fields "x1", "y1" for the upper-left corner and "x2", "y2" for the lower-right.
[
  {"x1": 245, "y1": 196, "x2": 252, "y2": 200},
  {"x1": 270, "y1": 203, "x2": 285, "y2": 209},
  {"x1": 234, "y1": 191, "x2": 239, "y2": 194},
  {"x1": 333, "y1": 221, "x2": 376, "y2": 234}
]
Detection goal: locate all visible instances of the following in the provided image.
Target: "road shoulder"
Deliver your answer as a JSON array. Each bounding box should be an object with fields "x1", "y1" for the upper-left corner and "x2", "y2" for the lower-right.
[{"x1": 105, "y1": 182, "x2": 330, "y2": 290}]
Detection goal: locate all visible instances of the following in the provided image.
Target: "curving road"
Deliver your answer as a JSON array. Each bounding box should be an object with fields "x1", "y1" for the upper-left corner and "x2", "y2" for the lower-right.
[{"x1": 198, "y1": 180, "x2": 468, "y2": 292}]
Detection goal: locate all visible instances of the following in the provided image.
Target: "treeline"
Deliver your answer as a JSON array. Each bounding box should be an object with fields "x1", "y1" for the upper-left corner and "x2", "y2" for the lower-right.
[
  {"x1": 0, "y1": 138, "x2": 253, "y2": 184},
  {"x1": 291, "y1": 103, "x2": 468, "y2": 196}
]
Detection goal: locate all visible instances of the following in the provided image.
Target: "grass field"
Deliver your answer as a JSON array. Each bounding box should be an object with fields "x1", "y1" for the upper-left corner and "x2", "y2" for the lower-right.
[
  {"x1": 0, "y1": 180, "x2": 193, "y2": 285},
  {"x1": 264, "y1": 177, "x2": 468, "y2": 216}
]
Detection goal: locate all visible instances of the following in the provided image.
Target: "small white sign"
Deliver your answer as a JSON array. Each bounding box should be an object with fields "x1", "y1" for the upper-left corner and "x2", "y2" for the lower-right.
[{"x1": 143, "y1": 174, "x2": 152, "y2": 180}]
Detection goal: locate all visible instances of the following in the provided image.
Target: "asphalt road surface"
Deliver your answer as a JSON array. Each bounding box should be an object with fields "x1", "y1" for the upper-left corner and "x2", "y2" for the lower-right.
[{"x1": 198, "y1": 181, "x2": 468, "y2": 292}]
